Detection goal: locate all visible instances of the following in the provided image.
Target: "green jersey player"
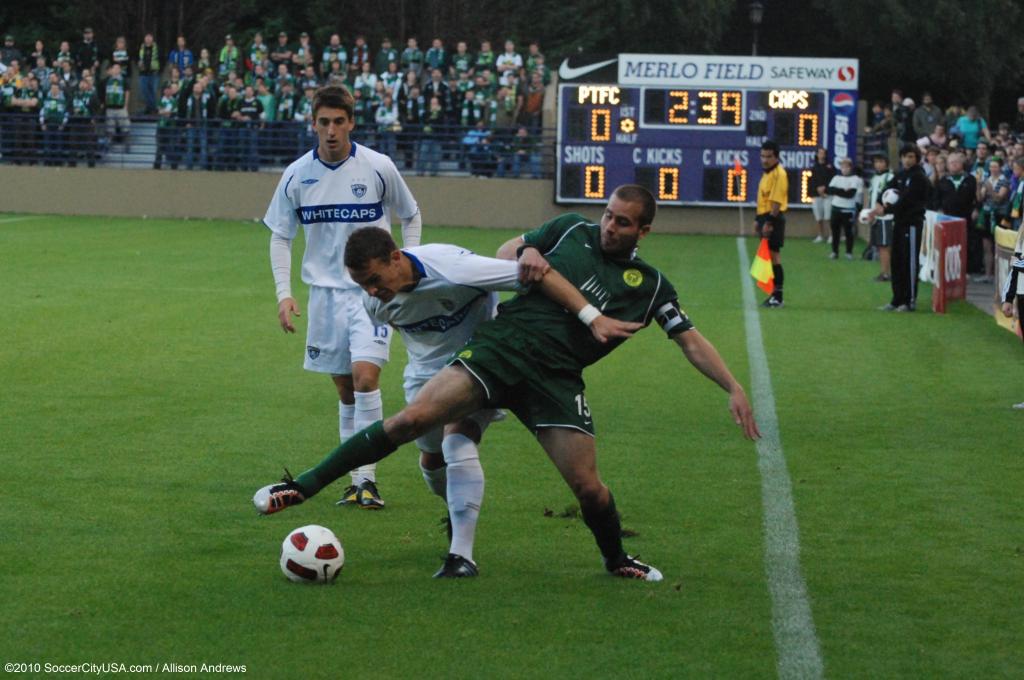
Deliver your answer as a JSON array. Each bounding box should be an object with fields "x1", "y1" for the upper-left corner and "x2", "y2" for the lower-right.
[{"x1": 255, "y1": 185, "x2": 760, "y2": 582}]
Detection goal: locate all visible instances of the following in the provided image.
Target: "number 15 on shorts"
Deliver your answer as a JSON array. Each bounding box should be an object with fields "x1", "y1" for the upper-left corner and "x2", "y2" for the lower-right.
[{"x1": 574, "y1": 393, "x2": 591, "y2": 418}]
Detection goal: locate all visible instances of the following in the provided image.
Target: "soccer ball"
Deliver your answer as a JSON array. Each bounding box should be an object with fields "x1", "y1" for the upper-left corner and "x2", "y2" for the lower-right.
[
  {"x1": 280, "y1": 525, "x2": 345, "y2": 583},
  {"x1": 858, "y1": 208, "x2": 875, "y2": 225},
  {"x1": 881, "y1": 188, "x2": 900, "y2": 206}
]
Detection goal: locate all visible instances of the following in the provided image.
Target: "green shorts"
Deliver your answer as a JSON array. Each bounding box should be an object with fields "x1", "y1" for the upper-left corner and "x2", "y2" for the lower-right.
[{"x1": 450, "y1": 323, "x2": 594, "y2": 436}]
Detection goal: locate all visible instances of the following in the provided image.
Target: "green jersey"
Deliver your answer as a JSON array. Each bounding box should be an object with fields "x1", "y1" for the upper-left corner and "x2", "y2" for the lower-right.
[
  {"x1": 276, "y1": 93, "x2": 295, "y2": 122},
  {"x1": 500, "y1": 214, "x2": 691, "y2": 371},
  {"x1": 322, "y1": 45, "x2": 347, "y2": 70},
  {"x1": 475, "y1": 50, "x2": 495, "y2": 71},
  {"x1": 40, "y1": 94, "x2": 68, "y2": 126},
  {"x1": 72, "y1": 89, "x2": 98, "y2": 117},
  {"x1": 218, "y1": 46, "x2": 239, "y2": 77},
  {"x1": 17, "y1": 86, "x2": 41, "y2": 112},
  {"x1": 296, "y1": 95, "x2": 313, "y2": 122},
  {"x1": 1, "y1": 79, "x2": 16, "y2": 109},
  {"x1": 452, "y1": 52, "x2": 473, "y2": 75},
  {"x1": 104, "y1": 74, "x2": 127, "y2": 108},
  {"x1": 373, "y1": 48, "x2": 398, "y2": 76},
  {"x1": 249, "y1": 43, "x2": 269, "y2": 69},
  {"x1": 258, "y1": 92, "x2": 276, "y2": 121},
  {"x1": 158, "y1": 95, "x2": 176, "y2": 126}
]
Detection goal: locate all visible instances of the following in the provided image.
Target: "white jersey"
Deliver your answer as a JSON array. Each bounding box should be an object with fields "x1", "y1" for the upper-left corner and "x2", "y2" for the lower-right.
[
  {"x1": 363, "y1": 244, "x2": 522, "y2": 379},
  {"x1": 828, "y1": 173, "x2": 865, "y2": 211},
  {"x1": 263, "y1": 142, "x2": 419, "y2": 290}
]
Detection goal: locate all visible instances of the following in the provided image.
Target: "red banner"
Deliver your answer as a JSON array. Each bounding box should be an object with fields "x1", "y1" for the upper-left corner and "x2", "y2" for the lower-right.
[{"x1": 933, "y1": 218, "x2": 966, "y2": 314}]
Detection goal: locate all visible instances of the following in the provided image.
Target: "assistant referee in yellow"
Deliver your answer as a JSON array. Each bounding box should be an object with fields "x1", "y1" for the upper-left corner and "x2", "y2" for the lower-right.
[{"x1": 754, "y1": 140, "x2": 788, "y2": 308}]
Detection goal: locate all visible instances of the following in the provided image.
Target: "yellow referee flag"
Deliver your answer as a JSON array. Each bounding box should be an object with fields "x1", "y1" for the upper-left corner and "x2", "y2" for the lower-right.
[{"x1": 750, "y1": 238, "x2": 775, "y2": 293}]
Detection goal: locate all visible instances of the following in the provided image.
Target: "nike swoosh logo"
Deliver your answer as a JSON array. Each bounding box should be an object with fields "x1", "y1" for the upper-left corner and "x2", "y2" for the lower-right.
[
  {"x1": 558, "y1": 57, "x2": 618, "y2": 81},
  {"x1": 584, "y1": 243, "x2": 592, "y2": 248}
]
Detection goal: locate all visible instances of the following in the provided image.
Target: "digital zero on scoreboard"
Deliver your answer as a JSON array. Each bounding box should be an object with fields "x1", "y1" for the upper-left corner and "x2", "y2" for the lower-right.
[{"x1": 556, "y1": 53, "x2": 859, "y2": 207}]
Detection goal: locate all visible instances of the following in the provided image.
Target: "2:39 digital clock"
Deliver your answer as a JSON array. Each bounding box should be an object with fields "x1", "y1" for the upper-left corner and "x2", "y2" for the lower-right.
[{"x1": 555, "y1": 53, "x2": 860, "y2": 207}]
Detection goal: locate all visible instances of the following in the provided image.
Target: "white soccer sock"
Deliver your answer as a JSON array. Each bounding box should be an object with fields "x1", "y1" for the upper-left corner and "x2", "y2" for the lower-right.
[
  {"x1": 351, "y1": 389, "x2": 383, "y2": 485},
  {"x1": 420, "y1": 463, "x2": 447, "y2": 501},
  {"x1": 443, "y1": 434, "x2": 484, "y2": 562},
  {"x1": 339, "y1": 402, "x2": 355, "y2": 442}
]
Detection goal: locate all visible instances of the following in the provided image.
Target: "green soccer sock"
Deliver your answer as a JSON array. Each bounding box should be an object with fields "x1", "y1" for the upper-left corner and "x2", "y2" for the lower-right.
[
  {"x1": 296, "y1": 420, "x2": 397, "y2": 497},
  {"x1": 581, "y1": 491, "x2": 626, "y2": 567}
]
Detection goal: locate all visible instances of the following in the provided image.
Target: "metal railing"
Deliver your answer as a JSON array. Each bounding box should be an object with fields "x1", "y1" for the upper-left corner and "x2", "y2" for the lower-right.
[{"x1": 0, "y1": 112, "x2": 555, "y2": 178}]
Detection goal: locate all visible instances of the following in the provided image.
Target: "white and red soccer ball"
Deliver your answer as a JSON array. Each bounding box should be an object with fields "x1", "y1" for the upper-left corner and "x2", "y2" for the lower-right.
[{"x1": 280, "y1": 525, "x2": 345, "y2": 583}]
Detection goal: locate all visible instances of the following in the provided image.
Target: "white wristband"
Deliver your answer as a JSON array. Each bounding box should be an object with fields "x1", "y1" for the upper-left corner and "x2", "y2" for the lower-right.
[{"x1": 577, "y1": 304, "x2": 601, "y2": 326}]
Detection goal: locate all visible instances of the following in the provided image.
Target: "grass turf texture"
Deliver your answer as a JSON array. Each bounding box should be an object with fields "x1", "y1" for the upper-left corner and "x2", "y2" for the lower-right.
[{"x1": 1, "y1": 214, "x2": 1020, "y2": 677}]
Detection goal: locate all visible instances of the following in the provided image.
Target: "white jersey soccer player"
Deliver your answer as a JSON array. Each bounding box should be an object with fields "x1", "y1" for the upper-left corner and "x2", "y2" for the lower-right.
[
  {"x1": 353, "y1": 238, "x2": 525, "y2": 577},
  {"x1": 264, "y1": 85, "x2": 422, "y2": 508}
]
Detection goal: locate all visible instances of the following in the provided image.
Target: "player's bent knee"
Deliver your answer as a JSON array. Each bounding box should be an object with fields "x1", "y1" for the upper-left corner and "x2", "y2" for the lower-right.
[
  {"x1": 571, "y1": 480, "x2": 608, "y2": 510},
  {"x1": 388, "y1": 404, "x2": 440, "y2": 442}
]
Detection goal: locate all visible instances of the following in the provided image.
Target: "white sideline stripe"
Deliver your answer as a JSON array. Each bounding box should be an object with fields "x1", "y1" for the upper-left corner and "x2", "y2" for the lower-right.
[
  {"x1": 736, "y1": 237, "x2": 824, "y2": 680},
  {"x1": 0, "y1": 216, "x2": 43, "y2": 225}
]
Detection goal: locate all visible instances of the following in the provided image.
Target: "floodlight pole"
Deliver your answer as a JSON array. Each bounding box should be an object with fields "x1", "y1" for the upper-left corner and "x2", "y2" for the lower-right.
[{"x1": 749, "y1": 1, "x2": 764, "y2": 56}]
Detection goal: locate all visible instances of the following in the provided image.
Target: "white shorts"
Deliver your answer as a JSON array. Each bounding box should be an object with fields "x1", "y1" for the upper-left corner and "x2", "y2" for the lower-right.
[
  {"x1": 812, "y1": 195, "x2": 832, "y2": 221},
  {"x1": 404, "y1": 373, "x2": 503, "y2": 454},
  {"x1": 303, "y1": 285, "x2": 391, "y2": 374}
]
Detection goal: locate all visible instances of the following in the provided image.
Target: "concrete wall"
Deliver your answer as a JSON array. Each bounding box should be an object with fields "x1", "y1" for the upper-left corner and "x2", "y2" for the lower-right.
[{"x1": 0, "y1": 165, "x2": 818, "y2": 236}]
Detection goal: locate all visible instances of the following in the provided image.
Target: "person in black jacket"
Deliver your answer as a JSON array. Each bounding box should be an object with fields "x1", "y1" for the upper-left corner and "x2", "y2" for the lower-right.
[
  {"x1": 810, "y1": 147, "x2": 835, "y2": 243},
  {"x1": 869, "y1": 144, "x2": 930, "y2": 311},
  {"x1": 935, "y1": 150, "x2": 977, "y2": 220}
]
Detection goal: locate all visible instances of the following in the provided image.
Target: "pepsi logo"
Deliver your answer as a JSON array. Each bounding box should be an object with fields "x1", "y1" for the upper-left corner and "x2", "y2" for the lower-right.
[
  {"x1": 832, "y1": 93, "x2": 855, "y2": 109},
  {"x1": 838, "y1": 66, "x2": 856, "y2": 82}
]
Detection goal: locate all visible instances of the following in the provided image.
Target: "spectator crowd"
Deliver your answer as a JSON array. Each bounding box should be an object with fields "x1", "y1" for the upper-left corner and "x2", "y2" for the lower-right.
[
  {"x1": 816, "y1": 88, "x2": 1024, "y2": 281},
  {"x1": 0, "y1": 28, "x2": 552, "y2": 176}
]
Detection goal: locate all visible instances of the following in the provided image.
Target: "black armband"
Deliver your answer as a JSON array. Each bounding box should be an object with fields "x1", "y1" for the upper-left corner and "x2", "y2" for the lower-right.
[
  {"x1": 516, "y1": 243, "x2": 540, "y2": 259},
  {"x1": 654, "y1": 300, "x2": 694, "y2": 338}
]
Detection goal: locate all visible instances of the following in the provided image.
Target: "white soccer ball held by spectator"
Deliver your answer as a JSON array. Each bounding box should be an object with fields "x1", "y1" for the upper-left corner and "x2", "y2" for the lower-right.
[{"x1": 881, "y1": 188, "x2": 900, "y2": 206}]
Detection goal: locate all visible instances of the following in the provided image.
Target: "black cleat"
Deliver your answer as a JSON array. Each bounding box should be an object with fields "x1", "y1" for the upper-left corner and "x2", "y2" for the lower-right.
[
  {"x1": 335, "y1": 484, "x2": 360, "y2": 506},
  {"x1": 433, "y1": 553, "x2": 479, "y2": 578},
  {"x1": 253, "y1": 469, "x2": 306, "y2": 515},
  {"x1": 356, "y1": 480, "x2": 385, "y2": 509},
  {"x1": 606, "y1": 554, "x2": 663, "y2": 582}
]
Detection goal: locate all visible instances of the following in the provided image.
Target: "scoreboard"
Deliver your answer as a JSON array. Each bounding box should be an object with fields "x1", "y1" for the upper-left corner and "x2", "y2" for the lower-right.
[{"x1": 556, "y1": 53, "x2": 860, "y2": 207}]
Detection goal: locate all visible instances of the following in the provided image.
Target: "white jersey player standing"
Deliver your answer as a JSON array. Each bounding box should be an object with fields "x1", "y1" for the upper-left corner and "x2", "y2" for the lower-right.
[
  {"x1": 342, "y1": 226, "x2": 525, "y2": 577},
  {"x1": 263, "y1": 85, "x2": 423, "y2": 509}
]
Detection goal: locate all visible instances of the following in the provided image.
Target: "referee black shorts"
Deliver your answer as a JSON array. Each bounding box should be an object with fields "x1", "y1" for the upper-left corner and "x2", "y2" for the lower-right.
[{"x1": 756, "y1": 212, "x2": 786, "y2": 251}]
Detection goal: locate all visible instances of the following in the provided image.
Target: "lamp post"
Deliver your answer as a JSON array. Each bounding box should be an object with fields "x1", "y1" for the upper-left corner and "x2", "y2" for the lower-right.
[{"x1": 749, "y1": 1, "x2": 764, "y2": 56}]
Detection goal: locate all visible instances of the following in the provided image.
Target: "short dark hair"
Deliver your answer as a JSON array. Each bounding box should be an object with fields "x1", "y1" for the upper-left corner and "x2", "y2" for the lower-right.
[
  {"x1": 612, "y1": 184, "x2": 656, "y2": 226},
  {"x1": 761, "y1": 140, "x2": 780, "y2": 157},
  {"x1": 313, "y1": 84, "x2": 355, "y2": 118},
  {"x1": 872, "y1": 153, "x2": 889, "y2": 165},
  {"x1": 344, "y1": 227, "x2": 397, "y2": 271},
  {"x1": 899, "y1": 143, "x2": 921, "y2": 160}
]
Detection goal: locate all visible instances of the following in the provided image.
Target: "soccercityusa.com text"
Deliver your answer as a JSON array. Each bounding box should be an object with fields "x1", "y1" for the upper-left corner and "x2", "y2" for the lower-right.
[{"x1": 4, "y1": 662, "x2": 247, "y2": 674}]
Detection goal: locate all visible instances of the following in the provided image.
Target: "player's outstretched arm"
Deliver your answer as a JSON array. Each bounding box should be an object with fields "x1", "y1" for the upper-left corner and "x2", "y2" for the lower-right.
[{"x1": 674, "y1": 329, "x2": 760, "y2": 440}]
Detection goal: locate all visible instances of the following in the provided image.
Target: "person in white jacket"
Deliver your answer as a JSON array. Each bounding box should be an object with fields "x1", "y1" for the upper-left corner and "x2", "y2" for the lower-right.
[{"x1": 826, "y1": 157, "x2": 865, "y2": 260}]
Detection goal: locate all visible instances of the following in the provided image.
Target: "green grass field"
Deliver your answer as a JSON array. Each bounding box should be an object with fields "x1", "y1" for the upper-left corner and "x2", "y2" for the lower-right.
[{"x1": 2, "y1": 213, "x2": 1021, "y2": 678}]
